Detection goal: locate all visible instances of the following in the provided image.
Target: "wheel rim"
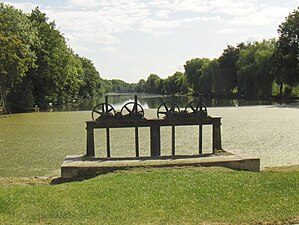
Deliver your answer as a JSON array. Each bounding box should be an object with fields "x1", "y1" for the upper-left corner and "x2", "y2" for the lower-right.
[
  {"x1": 185, "y1": 101, "x2": 207, "y2": 114},
  {"x1": 92, "y1": 103, "x2": 115, "y2": 120},
  {"x1": 157, "y1": 102, "x2": 180, "y2": 118},
  {"x1": 121, "y1": 102, "x2": 144, "y2": 117}
]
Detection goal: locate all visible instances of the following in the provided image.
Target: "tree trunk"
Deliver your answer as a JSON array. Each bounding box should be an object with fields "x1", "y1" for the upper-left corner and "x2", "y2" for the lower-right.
[
  {"x1": 0, "y1": 85, "x2": 7, "y2": 113},
  {"x1": 279, "y1": 82, "x2": 283, "y2": 97}
]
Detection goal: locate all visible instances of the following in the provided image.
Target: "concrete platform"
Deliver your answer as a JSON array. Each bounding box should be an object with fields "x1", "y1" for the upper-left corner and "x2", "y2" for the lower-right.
[{"x1": 61, "y1": 154, "x2": 260, "y2": 179}]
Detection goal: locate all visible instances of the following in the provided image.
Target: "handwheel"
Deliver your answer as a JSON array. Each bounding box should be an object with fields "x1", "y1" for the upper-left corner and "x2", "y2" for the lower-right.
[
  {"x1": 157, "y1": 102, "x2": 180, "y2": 118},
  {"x1": 121, "y1": 102, "x2": 144, "y2": 117},
  {"x1": 92, "y1": 103, "x2": 116, "y2": 120},
  {"x1": 185, "y1": 101, "x2": 207, "y2": 114}
]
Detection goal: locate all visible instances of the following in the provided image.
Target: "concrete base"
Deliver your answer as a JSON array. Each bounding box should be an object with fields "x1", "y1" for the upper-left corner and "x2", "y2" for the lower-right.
[{"x1": 61, "y1": 154, "x2": 260, "y2": 179}]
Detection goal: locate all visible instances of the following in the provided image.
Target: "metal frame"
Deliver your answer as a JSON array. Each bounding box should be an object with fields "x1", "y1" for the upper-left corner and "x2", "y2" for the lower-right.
[{"x1": 86, "y1": 117, "x2": 222, "y2": 158}]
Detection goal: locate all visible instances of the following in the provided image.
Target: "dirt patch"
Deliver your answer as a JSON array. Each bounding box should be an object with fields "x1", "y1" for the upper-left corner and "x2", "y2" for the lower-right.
[{"x1": 0, "y1": 177, "x2": 55, "y2": 187}]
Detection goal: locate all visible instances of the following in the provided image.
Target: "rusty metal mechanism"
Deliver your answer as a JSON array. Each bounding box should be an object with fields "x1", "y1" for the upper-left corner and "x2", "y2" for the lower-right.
[
  {"x1": 92, "y1": 96, "x2": 116, "y2": 120},
  {"x1": 121, "y1": 95, "x2": 145, "y2": 119},
  {"x1": 87, "y1": 94, "x2": 222, "y2": 158},
  {"x1": 157, "y1": 101, "x2": 180, "y2": 118},
  {"x1": 91, "y1": 95, "x2": 145, "y2": 121},
  {"x1": 184, "y1": 95, "x2": 208, "y2": 118},
  {"x1": 157, "y1": 94, "x2": 208, "y2": 119}
]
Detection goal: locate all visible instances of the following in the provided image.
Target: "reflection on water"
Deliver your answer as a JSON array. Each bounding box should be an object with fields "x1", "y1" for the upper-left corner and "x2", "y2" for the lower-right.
[{"x1": 50, "y1": 93, "x2": 286, "y2": 112}]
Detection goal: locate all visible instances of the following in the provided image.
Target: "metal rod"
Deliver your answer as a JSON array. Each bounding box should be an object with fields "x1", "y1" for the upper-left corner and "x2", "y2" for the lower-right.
[
  {"x1": 86, "y1": 125, "x2": 95, "y2": 157},
  {"x1": 171, "y1": 95, "x2": 175, "y2": 111},
  {"x1": 172, "y1": 125, "x2": 175, "y2": 156},
  {"x1": 199, "y1": 94, "x2": 203, "y2": 111},
  {"x1": 199, "y1": 125, "x2": 203, "y2": 154},
  {"x1": 105, "y1": 95, "x2": 109, "y2": 113},
  {"x1": 134, "y1": 95, "x2": 138, "y2": 113},
  {"x1": 135, "y1": 127, "x2": 139, "y2": 157},
  {"x1": 106, "y1": 128, "x2": 110, "y2": 158},
  {"x1": 150, "y1": 125, "x2": 161, "y2": 157}
]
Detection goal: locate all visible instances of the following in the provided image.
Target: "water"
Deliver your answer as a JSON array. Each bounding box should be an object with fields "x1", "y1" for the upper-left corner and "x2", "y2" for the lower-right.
[
  {"x1": 1, "y1": 94, "x2": 298, "y2": 177},
  {"x1": 50, "y1": 93, "x2": 286, "y2": 112}
]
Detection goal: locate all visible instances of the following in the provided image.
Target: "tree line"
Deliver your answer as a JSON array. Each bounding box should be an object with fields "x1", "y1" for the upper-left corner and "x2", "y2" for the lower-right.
[
  {"x1": 0, "y1": 4, "x2": 298, "y2": 113},
  {"x1": 0, "y1": 4, "x2": 114, "y2": 112},
  {"x1": 132, "y1": 7, "x2": 299, "y2": 98},
  {"x1": 120, "y1": 7, "x2": 298, "y2": 99}
]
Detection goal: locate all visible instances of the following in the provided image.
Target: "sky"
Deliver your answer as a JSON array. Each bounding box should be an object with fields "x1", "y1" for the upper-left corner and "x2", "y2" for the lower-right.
[{"x1": 3, "y1": 0, "x2": 299, "y2": 83}]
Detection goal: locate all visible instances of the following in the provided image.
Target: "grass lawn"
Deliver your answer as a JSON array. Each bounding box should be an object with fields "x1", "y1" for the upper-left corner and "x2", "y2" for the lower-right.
[{"x1": 0, "y1": 167, "x2": 299, "y2": 224}]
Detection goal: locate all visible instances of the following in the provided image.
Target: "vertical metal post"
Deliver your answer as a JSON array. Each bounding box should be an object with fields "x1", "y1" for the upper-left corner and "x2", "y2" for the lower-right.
[
  {"x1": 199, "y1": 94, "x2": 203, "y2": 111},
  {"x1": 171, "y1": 95, "x2": 175, "y2": 111},
  {"x1": 134, "y1": 95, "x2": 138, "y2": 113},
  {"x1": 199, "y1": 93, "x2": 203, "y2": 154},
  {"x1": 106, "y1": 128, "x2": 110, "y2": 158},
  {"x1": 212, "y1": 119, "x2": 222, "y2": 153},
  {"x1": 172, "y1": 126, "x2": 175, "y2": 156},
  {"x1": 135, "y1": 126, "x2": 139, "y2": 157},
  {"x1": 199, "y1": 125, "x2": 203, "y2": 154},
  {"x1": 105, "y1": 95, "x2": 109, "y2": 113},
  {"x1": 150, "y1": 125, "x2": 161, "y2": 157},
  {"x1": 86, "y1": 123, "x2": 95, "y2": 157}
]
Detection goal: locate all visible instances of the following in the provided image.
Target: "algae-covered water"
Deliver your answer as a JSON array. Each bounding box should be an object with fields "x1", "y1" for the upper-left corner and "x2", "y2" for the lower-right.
[{"x1": 0, "y1": 95, "x2": 298, "y2": 177}]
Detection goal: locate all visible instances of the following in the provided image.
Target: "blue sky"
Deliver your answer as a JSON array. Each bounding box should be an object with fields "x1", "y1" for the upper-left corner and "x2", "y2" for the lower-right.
[{"x1": 3, "y1": 0, "x2": 299, "y2": 82}]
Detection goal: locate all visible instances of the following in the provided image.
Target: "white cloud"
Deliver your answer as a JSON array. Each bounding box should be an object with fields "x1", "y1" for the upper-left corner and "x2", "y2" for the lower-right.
[
  {"x1": 216, "y1": 28, "x2": 249, "y2": 34},
  {"x1": 4, "y1": 1, "x2": 38, "y2": 12},
  {"x1": 68, "y1": 0, "x2": 100, "y2": 8},
  {"x1": 155, "y1": 10, "x2": 170, "y2": 19},
  {"x1": 97, "y1": 46, "x2": 118, "y2": 54},
  {"x1": 2, "y1": 0, "x2": 299, "y2": 82},
  {"x1": 210, "y1": 0, "x2": 256, "y2": 16}
]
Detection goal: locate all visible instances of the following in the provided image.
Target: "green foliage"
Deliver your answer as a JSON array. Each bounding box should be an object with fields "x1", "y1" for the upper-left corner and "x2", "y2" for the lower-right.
[
  {"x1": 0, "y1": 4, "x2": 114, "y2": 112},
  {"x1": 184, "y1": 58, "x2": 210, "y2": 94},
  {"x1": 217, "y1": 45, "x2": 241, "y2": 95},
  {"x1": 163, "y1": 72, "x2": 188, "y2": 94},
  {"x1": 273, "y1": 7, "x2": 299, "y2": 95},
  {"x1": 0, "y1": 3, "x2": 36, "y2": 112},
  {"x1": 134, "y1": 79, "x2": 146, "y2": 92},
  {"x1": 78, "y1": 57, "x2": 102, "y2": 97},
  {"x1": 236, "y1": 40, "x2": 275, "y2": 98},
  {"x1": 110, "y1": 79, "x2": 135, "y2": 93},
  {"x1": 28, "y1": 7, "x2": 82, "y2": 106},
  {"x1": 145, "y1": 74, "x2": 163, "y2": 94},
  {"x1": 7, "y1": 79, "x2": 34, "y2": 112}
]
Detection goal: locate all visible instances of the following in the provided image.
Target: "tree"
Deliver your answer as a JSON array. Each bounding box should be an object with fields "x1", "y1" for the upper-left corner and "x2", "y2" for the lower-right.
[
  {"x1": 134, "y1": 79, "x2": 146, "y2": 93},
  {"x1": 273, "y1": 7, "x2": 299, "y2": 95},
  {"x1": 79, "y1": 56, "x2": 102, "y2": 98},
  {"x1": 145, "y1": 74, "x2": 162, "y2": 93},
  {"x1": 217, "y1": 45, "x2": 240, "y2": 95},
  {"x1": 236, "y1": 40, "x2": 275, "y2": 98},
  {"x1": 184, "y1": 58, "x2": 210, "y2": 94},
  {"x1": 163, "y1": 72, "x2": 187, "y2": 94},
  {"x1": 0, "y1": 4, "x2": 36, "y2": 112},
  {"x1": 28, "y1": 7, "x2": 81, "y2": 106}
]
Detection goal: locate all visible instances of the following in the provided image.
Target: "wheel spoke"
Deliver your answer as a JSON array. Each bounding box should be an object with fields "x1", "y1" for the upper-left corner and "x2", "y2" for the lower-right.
[
  {"x1": 101, "y1": 104, "x2": 105, "y2": 113},
  {"x1": 125, "y1": 105, "x2": 131, "y2": 113},
  {"x1": 164, "y1": 104, "x2": 169, "y2": 112},
  {"x1": 159, "y1": 111, "x2": 167, "y2": 115},
  {"x1": 94, "y1": 110, "x2": 102, "y2": 115},
  {"x1": 190, "y1": 105, "x2": 195, "y2": 112}
]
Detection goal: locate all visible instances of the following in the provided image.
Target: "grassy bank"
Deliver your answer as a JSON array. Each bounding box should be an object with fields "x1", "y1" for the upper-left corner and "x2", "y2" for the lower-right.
[{"x1": 0, "y1": 167, "x2": 299, "y2": 224}]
